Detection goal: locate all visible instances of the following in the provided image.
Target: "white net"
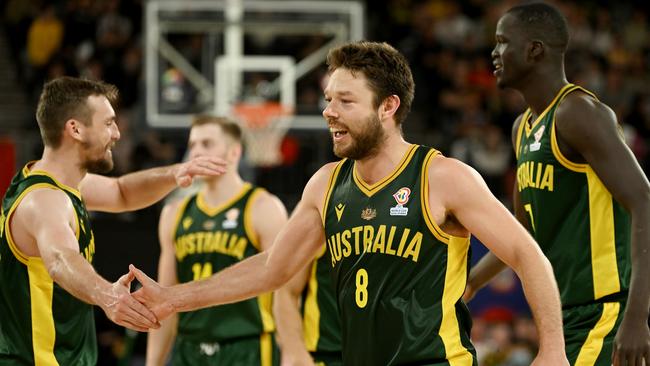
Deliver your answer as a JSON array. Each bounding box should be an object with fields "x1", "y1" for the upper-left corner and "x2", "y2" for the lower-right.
[{"x1": 232, "y1": 102, "x2": 292, "y2": 167}]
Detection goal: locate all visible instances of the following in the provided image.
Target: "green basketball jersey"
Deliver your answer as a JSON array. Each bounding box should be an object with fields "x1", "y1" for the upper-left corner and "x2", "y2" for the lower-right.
[
  {"x1": 515, "y1": 84, "x2": 631, "y2": 307},
  {"x1": 323, "y1": 145, "x2": 476, "y2": 366},
  {"x1": 302, "y1": 245, "x2": 341, "y2": 355},
  {"x1": 173, "y1": 183, "x2": 275, "y2": 341},
  {"x1": 0, "y1": 163, "x2": 97, "y2": 365}
]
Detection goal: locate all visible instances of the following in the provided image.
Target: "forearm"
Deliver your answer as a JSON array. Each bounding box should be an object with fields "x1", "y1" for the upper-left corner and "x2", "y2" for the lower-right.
[
  {"x1": 47, "y1": 249, "x2": 113, "y2": 307},
  {"x1": 468, "y1": 252, "x2": 508, "y2": 293},
  {"x1": 512, "y1": 252, "x2": 564, "y2": 352},
  {"x1": 170, "y1": 252, "x2": 289, "y2": 312},
  {"x1": 624, "y1": 212, "x2": 650, "y2": 319},
  {"x1": 274, "y1": 289, "x2": 311, "y2": 360},
  {"x1": 116, "y1": 165, "x2": 178, "y2": 211},
  {"x1": 146, "y1": 315, "x2": 177, "y2": 366}
]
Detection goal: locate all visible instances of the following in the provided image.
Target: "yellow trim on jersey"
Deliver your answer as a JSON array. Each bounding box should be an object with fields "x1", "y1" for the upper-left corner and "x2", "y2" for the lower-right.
[
  {"x1": 23, "y1": 163, "x2": 82, "y2": 201},
  {"x1": 322, "y1": 160, "x2": 347, "y2": 226},
  {"x1": 257, "y1": 291, "x2": 275, "y2": 333},
  {"x1": 549, "y1": 86, "x2": 598, "y2": 172},
  {"x1": 440, "y1": 236, "x2": 473, "y2": 366},
  {"x1": 574, "y1": 302, "x2": 620, "y2": 366},
  {"x1": 420, "y1": 150, "x2": 470, "y2": 245},
  {"x1": 524, "y1": 84, "x2": 576, "y2": 137},
  {"x1": 514, "y1": 109, "x2": 530, "y2": 159},
  {"x1": 353, "y1": 144, "x2": 418, "y2": 197},
  {"x1": 28, "y1": 257, "x2": 59, "y2": 366},
  {"x1": 244, "y1": 188, "x2": 264, "y2": 251},
  {"x1": 171, "y1": 195, "x2": 194, "y2": 235},
  {"x1": 196, "y1": 183, "x2": 252, "y2": 217},
  {"x1": 5, "y1": 183, "x2": 64, "y2": 265},
  {"x1": 303, "y1": 246, "x2": 326, "y2": 351},
  {"x1": 586, "y1": 169, "x2": 621, "y2": 299},
  {"x1": 260, "y1": 332, "x2": 272, "y2": 366}
]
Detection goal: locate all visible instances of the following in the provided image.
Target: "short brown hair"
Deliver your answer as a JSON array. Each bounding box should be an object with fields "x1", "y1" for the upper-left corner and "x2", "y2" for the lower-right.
[
  {"x1": 191, "y1": 115, "x2": 243, "y2": 142},
  {"x1": 326, "y1": 41, "x2": 414, "y2": 125},
  {"x1": 36, "y1": 77, "x2": 118, "y2": 148}
]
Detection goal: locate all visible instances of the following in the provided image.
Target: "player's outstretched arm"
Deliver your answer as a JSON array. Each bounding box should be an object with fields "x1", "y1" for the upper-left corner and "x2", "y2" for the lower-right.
[
  {"x1": 429, "y1": 157, "x2": 567, "y2": 365},
  {"x1": 79, "y1": 156, "x2": 227, "y2": 212},
  {"x1": 130, "y1": 164, "x2": 336, "y2": 321},
  {"x1": 13, "y1": 188, "x2": 160, "y2": 332},
  {"x1": 145, "y1": 202, "x2": 182, "y2": 366},
  {"x1": 555, "y1": 94, "x2": 650, "y2": 366}
]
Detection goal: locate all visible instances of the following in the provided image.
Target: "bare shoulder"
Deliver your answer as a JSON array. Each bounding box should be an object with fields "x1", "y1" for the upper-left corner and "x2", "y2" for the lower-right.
[
  {"x1": 18, "y1": 187, "x2": 74, "y2": 221},
  {"x1": 428, "y1": 155, "x2": 482, "y2": 190},
  {"x1": 556, "y1": 92, "x2": 617, "y2": 135},
  {"x1": 511, "y1": 113, "x2": 525, "y2": 147},
  {"x1": 250, "y1": 188, "x2": 287, "y2": 217},
  {"x1": 159, "y1": 197, "x2": 188, "y2": 224},
  {"x1": 301, "y1": 161, "x2": 341, "y2": 206}
]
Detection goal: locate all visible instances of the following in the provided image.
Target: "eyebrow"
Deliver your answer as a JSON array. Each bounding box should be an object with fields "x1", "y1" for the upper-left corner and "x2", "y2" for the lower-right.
[{"x1": 105, "y1": 116, "x2": 117, "y2": 123}]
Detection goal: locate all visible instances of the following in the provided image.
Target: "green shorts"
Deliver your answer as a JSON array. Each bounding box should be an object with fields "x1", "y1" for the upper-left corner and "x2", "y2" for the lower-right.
[
  {"x1": 563, "y1": 301, "x2": 625, "y2": 366},
  {"x1": 171, "y1": 333, "x2": 279, "y2": 366},
  {"x1": 311, "y1": 351, "x2": 343, "y2": 366}
]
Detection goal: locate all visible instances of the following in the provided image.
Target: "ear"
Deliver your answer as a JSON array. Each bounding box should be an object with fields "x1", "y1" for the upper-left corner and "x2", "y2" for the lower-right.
[
  {"x1": 64, "y1": 119, "x2": 84, "y2": 142},
  {"x1": 228, "y1": 141, "x2": 243, "y2": 164},
  {"x1": 379, "y1": 95, "x2": 401, "y2": 122},
  {"x1": 528, "y1": 40, "x2": 545, "y2": 61}
]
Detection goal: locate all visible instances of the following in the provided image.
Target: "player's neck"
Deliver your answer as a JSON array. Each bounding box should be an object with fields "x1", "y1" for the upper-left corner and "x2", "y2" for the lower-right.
[
  {"x1": 200, "y1": 172, "x2": 246, "y2": 206},
  {"x1": 33, "y1": 147, "x2": 87, "y2": 189},
  {"x1": 354, "y1": 133, "x2": 411, "y2": 186},
  {"x1": 521, "y1": 69, "x2": 568, "y2": 117}
]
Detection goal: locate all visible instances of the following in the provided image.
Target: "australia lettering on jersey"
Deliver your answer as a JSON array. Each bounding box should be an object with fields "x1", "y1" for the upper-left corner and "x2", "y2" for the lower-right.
[
  {"x1": 327, "y1": 224, "x2": 422, "y2": 267},
  {"x1": 517, "y1": 161, "x2": 554, "y2": 192},
  {"x1": 175, "y1": 231, "x2": 248, "y2": 261}
]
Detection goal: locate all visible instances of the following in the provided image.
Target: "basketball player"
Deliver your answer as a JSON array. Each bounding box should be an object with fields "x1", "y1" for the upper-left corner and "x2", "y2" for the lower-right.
[
  {"x1": 0, "y1": 77, "x2": 225, "y2": 364},
  {"x1": 130, "y1": 41, "x2": 568, "y2": 365},
  {"x1": 146, "y1": 115, "x2": 288, "y2": 366},
  {"x1": 466, "y1": 3, "x2": 650, "y2": 366}
]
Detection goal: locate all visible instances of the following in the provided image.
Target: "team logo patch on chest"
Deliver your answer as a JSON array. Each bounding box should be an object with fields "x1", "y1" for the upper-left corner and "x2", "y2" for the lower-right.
[
  {"x1": 361, "y1": 207, "x2": 376, "y2": 221},
  {"x1": 222, "y1": 208, "x2": 240, "y2": 229},
  {"x1": 530, "y1": 125, "x2": 545, "y2": 152},
  {"x1": 390, "y1": 187, "x2": 411, "y2": 216}
]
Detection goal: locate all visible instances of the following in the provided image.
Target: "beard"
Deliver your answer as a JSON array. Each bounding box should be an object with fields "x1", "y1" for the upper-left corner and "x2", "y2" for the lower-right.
[
  {"x1": 81, "y1": 141, "x2": 114, "y2": 174},
  {"x1": 333, "y1": 113, "x2": 385, "y2": 160}
]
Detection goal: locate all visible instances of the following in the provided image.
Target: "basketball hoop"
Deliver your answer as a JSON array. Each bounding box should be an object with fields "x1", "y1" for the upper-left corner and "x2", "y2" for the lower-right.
[{"x1": 232, "y1": 102, "x2": 293, "y2": 167}]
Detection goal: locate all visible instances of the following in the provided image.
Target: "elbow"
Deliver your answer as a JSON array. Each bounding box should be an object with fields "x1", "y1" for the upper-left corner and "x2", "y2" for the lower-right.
[{"x1": 45, "y1": 251, "x2": 65, "y2": 282}]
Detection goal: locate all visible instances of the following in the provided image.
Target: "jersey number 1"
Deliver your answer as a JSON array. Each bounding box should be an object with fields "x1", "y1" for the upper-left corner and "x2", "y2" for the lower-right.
[{"x1": 524, "y1": 203, "x2": 536, "y2": 232}]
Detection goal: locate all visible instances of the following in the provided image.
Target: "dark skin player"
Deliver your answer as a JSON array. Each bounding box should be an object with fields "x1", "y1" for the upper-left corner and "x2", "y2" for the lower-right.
[{"x1": 466, "y1": 4, "x2": 650, "y2": 366}]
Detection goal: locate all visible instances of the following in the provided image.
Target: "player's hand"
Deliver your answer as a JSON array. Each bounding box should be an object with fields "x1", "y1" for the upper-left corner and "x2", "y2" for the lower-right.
[
  {"x1": 173, "y1": 156, "x2": 227, "y2": 187},
  {"x1": 612, "y1": 314, "x2": 650, "y2": 366},
  {"x1": 129, "y1": 264, "x2": 176, "y2": 321},
  {"x1": 100, "y1": 271, "x2": 161, "y2": 332}
]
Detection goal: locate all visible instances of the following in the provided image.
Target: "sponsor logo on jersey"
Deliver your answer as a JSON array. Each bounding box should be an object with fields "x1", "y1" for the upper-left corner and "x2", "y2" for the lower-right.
[
  {"x1": 183, "y1": 217, "x2": 193, "y2": 230},
  {"x1": 361, "y1": 207, "x2": 376, "y2": 221},
  {"x1": 199, "y1": 342, "x2": 220, "y2": 356},
  {"x1": 335, "y1": 203, "x2": 345, "y2": 222},
  {"x1": 530, "y1": 125, "x2": 545, "y2": 152},
  {"x1": 390, "y1": 187, "x2": 411, "y2": 216},
  {"x1": 222, "y1": 208, "x2": 240, "y2": 229}
]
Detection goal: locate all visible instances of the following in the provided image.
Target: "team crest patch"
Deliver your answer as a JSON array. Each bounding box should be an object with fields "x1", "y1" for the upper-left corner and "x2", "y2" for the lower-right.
[
  {"x1": 222, "y1": 208, "x2": 240, "y2": 229},
  {"x1": 202, "y1": 220, "x2": 216, "y2": 230},
  {"x1": 199, "y1": 342, "x2": 220, "y2": 356},
  {"x1": 361, "y1": 207, "x2": 377, "y2": 221},
  {"x1": 530, "y1": 125, "x2": 545, "y2": 152},
  {"x1": 390, "y1": 187, "x2": 411, "y2": 216}
]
